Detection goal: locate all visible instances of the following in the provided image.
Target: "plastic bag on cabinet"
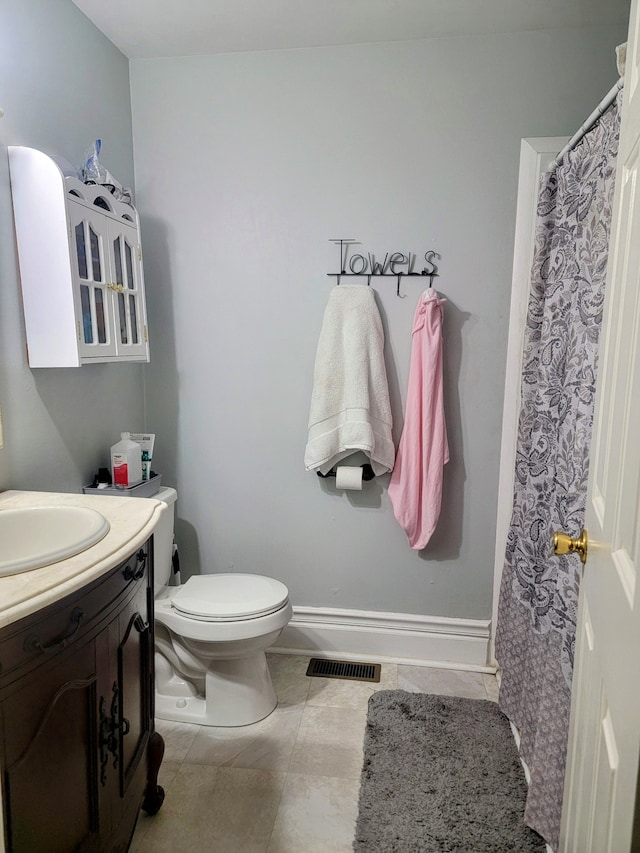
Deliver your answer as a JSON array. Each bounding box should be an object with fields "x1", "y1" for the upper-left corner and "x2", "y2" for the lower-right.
[{"x1": 82, "y1": 139, "x2": 132, "y2": 204}]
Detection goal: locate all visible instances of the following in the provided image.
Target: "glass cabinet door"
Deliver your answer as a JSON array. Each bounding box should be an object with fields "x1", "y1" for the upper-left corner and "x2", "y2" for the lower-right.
[
  {"x1": 107, "y1": 219, "x2": 148, "y2": 359},
  {"x1": 69, "y1": 204, "x2": 117, "y2": 358}
]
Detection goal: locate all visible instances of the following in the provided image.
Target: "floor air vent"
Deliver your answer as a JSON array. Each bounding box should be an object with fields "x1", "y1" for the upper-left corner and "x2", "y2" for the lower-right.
[{"x1": 306, "y1": 657, "x2": 381, "y2": 683}]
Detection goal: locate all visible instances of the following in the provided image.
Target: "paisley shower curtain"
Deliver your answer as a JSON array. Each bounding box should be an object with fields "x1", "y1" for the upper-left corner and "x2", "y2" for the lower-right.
[{"x1": 495, "y1": 93, "x2": 621, "y2": 850}]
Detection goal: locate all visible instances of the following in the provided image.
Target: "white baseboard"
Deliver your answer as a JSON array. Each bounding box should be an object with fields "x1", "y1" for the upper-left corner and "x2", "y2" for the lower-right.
[{"x1": 272, "y1": 606, "x2": 493, "y2": 672}]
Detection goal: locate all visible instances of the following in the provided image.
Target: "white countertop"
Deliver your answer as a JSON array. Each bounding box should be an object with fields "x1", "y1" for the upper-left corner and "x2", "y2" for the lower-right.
[{"x1": 0, "y1": 490, "x2": 166, "y2": 629}]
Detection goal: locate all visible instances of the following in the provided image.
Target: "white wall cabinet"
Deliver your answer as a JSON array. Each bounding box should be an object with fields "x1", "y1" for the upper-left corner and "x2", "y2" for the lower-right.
[{"x1": 8, "y1": 146, "x2": 150, "y2": 367}]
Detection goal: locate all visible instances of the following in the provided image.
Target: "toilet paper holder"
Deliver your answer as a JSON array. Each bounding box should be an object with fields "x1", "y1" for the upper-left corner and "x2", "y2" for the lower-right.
[{"x1": 317, "y1": 463, "x2": 375, "y2": 481}]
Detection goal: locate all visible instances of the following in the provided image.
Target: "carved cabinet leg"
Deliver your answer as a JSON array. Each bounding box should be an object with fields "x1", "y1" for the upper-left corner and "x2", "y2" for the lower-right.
[{"x1": 141, "y1": 731, "x2": 165, "y2": 815}]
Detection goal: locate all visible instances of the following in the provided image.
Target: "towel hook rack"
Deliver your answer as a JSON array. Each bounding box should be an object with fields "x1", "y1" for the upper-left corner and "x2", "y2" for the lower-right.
[{"x1": 327, "y1": 239, "x2": 440, "y2": 297}]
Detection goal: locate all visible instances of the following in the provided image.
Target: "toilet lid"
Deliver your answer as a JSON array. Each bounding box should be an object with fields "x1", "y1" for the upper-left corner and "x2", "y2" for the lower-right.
[{"x1": 171, "y1": 573, "x2": 289, "y2": 620}]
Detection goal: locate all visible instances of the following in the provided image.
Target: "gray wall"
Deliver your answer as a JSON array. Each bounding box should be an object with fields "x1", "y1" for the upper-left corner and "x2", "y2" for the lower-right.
[
  {"x1": 0, "y1": 0, "x2": 144, "y2": 494},
  {"x1": 0, "y1": 3, "x2": 628, "y2": 622},
  {"x1": 130, "y1": 25, "x2": 626, "y2": 620}
]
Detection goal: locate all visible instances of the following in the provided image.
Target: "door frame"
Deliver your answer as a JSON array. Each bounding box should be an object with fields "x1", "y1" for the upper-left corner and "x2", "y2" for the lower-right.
[{"x1": 489, "y1": 137, "x2": 567, "y2": 665}]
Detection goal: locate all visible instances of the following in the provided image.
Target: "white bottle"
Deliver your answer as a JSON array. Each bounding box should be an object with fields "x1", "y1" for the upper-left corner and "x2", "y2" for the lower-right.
[{"x1": 110, "y1": 432, "x2": 143, "y2": 487}]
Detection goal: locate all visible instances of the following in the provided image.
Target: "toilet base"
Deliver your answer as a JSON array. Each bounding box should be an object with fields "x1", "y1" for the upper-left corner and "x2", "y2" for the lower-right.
[{"x1": 155, "y1": 650, "x2": 278, "y2": 727}]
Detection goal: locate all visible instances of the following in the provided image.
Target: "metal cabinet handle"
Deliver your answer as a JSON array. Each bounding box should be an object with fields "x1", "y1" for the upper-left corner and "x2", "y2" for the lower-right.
[
  {"x1": 23, "y1": 607, "x2": 85, "y2": 654},
  {"x1": 123, "y1": 549, "x2": 147, "y2": 581},
  {"x1": 133, "y1": 613, "x2": 149, "y2": 633},
  {"x1": 98, "y1": 695, "x2": 111, "y2": 786},
  {"x1": 99, "y1": 682, "x2": 132, "y2": 782}
]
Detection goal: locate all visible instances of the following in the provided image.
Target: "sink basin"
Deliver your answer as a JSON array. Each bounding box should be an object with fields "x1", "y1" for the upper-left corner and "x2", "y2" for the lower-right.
[{"x1": 0, "y1": 505, "x2": 110, "y2": 576}]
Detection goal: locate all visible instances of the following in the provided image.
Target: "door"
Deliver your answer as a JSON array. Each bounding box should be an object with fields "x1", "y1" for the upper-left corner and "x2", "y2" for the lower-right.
[
  {"x1": 559, "y1": 2, "x2": 640, "y2": 849},
  {"x1": 69, "y1": 201, "x2": 118, "y2": 360},
  {"x1": 69, "y1": 203, "x2": 116, "y2": 358},
  {"x1": 69, "y1": 200, "x2": 149, "y2": 363},
  {"x1": 1, "y1": 643, "x2": 102, "y2": 853},
  {"x1": 107, "y1": 219, "x2": 148, "y2": 360},
  {"x1": 108, "y1": 553, "x2": 153, "y2": 849},
  {"x1": 117, "y1": 582, "x2": 151, "y2": 797}
]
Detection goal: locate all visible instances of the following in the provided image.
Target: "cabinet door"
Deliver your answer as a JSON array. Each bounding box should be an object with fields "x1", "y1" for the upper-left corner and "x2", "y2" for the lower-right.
[
  {"x1": 108, "y1": 220, "x2": 148, "y2": 360},
  {"x1": 0, "y1": 546, "x2": 161, "y2": 853},
  {"x1": 1, "y1": 642, "x2": 103, "y2": 853},
  {"x1": 69, "y1": 203, "x2": 118, "y2": 360},
  {"x1": 109, "y1": 573, "x2": 153, "y2": 847}
]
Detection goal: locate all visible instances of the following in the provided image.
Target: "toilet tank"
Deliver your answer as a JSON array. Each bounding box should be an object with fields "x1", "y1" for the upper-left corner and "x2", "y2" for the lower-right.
[{"x1": 150, "y1": 486, "x2": 177, "y2": 592}]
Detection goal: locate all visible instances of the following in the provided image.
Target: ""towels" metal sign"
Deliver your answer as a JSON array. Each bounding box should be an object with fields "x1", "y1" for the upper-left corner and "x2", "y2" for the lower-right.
[{"x1": 328, "y1": 238, "x2": 440, "y2": 296}]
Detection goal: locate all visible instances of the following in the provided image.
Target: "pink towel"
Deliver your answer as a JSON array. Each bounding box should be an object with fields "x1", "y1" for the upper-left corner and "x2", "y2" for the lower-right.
[{"x1": 388, "y1": 289, "x2": 449, "y2": 549}]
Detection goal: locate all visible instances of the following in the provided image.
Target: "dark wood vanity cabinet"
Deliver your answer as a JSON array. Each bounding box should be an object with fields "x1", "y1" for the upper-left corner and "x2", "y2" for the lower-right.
[{"x1": 0, "y1": 540, "x2": 164, "y2": 852}]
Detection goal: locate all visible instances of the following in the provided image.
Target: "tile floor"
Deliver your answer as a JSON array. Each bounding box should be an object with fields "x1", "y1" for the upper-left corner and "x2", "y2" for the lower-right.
[{"x1": 131, "y1": 655, "x2": 499, "y2": 852}]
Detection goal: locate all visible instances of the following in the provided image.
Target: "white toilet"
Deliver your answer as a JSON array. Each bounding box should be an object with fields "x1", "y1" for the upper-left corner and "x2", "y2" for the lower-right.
[{"x1": 152, "y1": 487, "x2": 292, "y2": 726}]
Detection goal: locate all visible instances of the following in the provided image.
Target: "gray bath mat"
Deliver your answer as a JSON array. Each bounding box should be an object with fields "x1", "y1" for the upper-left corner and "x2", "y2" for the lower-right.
[{"x1": 354, "y1": 691, "x2": 545, "y2": 852}]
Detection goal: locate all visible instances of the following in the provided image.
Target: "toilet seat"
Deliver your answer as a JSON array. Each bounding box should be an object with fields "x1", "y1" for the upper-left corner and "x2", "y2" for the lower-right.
[{"x1": 171, "y1": 573, "x2": 289, "y2": 622}]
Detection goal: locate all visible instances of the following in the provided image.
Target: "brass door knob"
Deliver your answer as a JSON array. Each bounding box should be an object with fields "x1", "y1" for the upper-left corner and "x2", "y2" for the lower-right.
[{"x1": 553, "y1": 529, "x2": 588, "y2": 564}]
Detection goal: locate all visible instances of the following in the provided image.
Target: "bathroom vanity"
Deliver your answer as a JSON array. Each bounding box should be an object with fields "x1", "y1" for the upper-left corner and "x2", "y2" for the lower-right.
[{"x1": 0, "y1": 491, "x2": 166, "y2": 852}]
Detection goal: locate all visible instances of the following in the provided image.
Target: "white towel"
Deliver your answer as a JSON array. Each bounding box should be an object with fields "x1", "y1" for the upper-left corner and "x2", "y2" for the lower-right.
[{"x1": 304, "y1": 285, "x2": 395, "y2": 476}]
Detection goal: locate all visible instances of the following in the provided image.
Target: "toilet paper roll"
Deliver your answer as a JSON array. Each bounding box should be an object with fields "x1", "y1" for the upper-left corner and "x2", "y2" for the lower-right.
[{"x1": 335, "y1": 465, "x2": 364, "y2": 490}]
